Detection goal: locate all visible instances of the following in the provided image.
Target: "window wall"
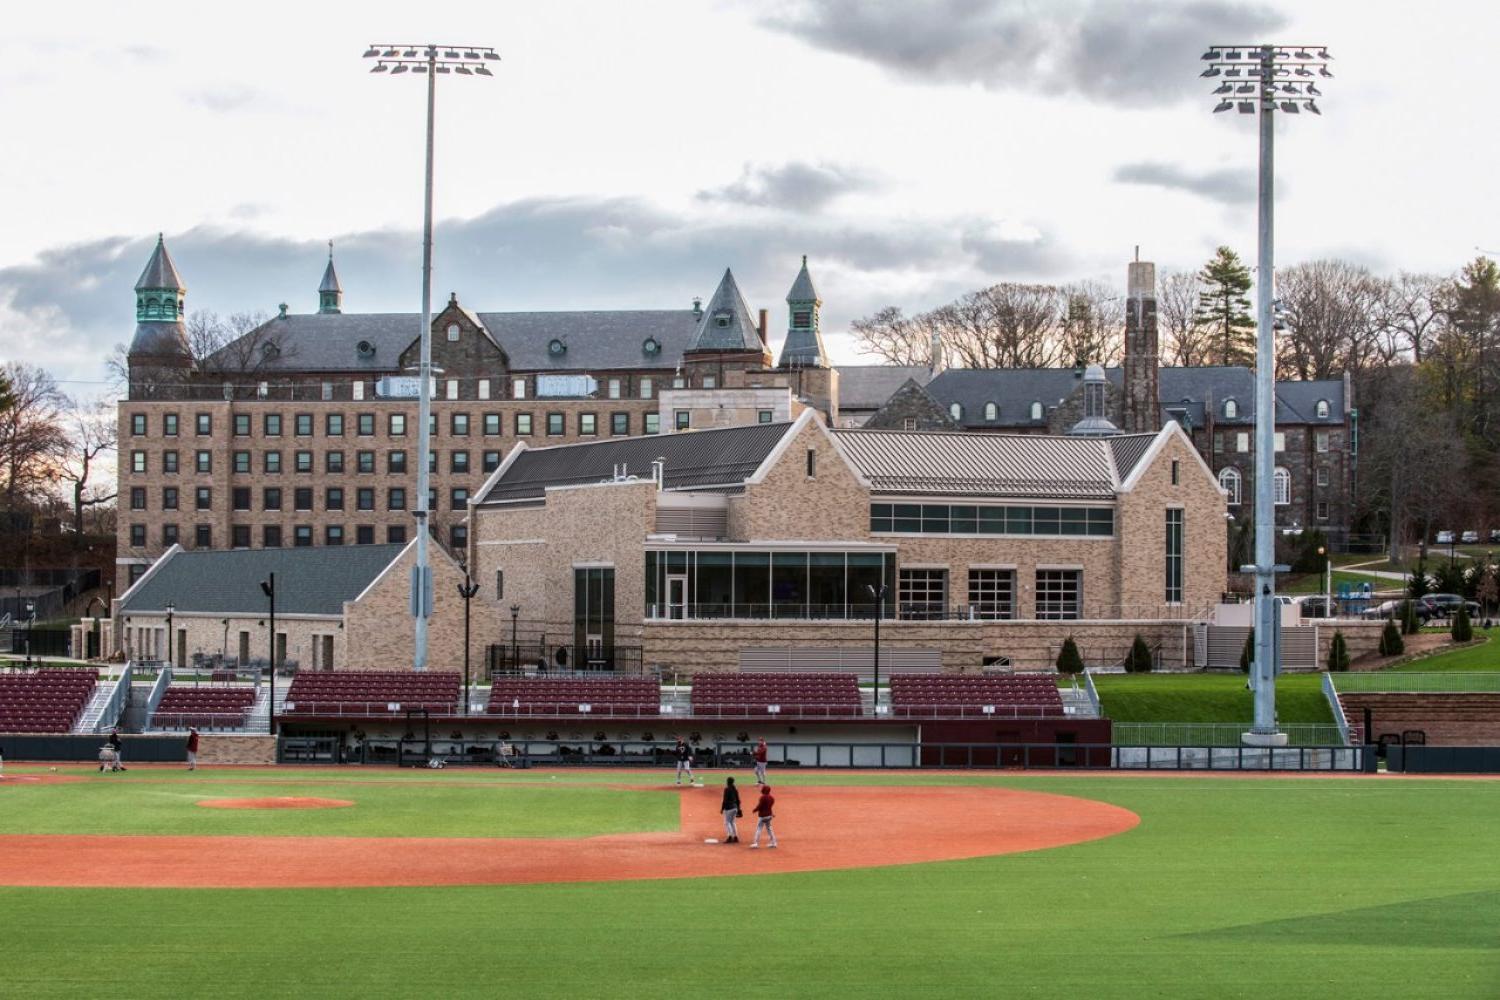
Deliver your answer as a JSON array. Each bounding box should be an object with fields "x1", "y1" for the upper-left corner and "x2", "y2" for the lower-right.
[
  {"x1": 870, "y1": 502, "x2": 1114, "y2": 537},
  {"x1": 645, "y1": 549, "x2": 896, "y2": 619}
]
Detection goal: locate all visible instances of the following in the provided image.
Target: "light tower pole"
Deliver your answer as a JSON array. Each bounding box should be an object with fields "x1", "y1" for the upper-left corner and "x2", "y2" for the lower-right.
[
  {"x1": 365, "y1": 43, "x2": 498, "y2": 671},
  {"x1": 1202, "y1": 43, "x2": 1332, "y2": 745}
]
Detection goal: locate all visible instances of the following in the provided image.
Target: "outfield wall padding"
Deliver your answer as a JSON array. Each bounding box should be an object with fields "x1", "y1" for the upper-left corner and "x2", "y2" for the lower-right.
[{"x1": 0, "y1": 733, "x2": 186, "y2": 762}]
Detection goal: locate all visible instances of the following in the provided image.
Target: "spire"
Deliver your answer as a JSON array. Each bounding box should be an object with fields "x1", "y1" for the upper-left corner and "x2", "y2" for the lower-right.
[
  {"x1": 318, "y1": 240, "x2": 343, "y2": 314},
  {"x1": 686, "y1": 268, "x2": 764, "y2": 353},
  {"x1": 778, "y1": 255, "x2": 828, "y2": 368},
  {"x1": 129, "y1": 234, "x2": 192, "y2": 364}
]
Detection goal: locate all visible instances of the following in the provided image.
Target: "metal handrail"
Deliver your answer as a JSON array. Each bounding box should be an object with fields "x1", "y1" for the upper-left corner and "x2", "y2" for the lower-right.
[
  {"x1": 1109, "y1": 722, "x2": 1347, "y2": 747},
  {"x1": 1331, "y1": 672, "x2": 1500, "y2": 693},
  {"x1": 1082, "y1": 670, "x2": 1103, "y2": 717},
  {"x1": 646, "y1": 602, "x2": 1215, "y2": 623},
  {"x1": 1322, "y1": 673, "x2": 1353, "y2": 745},
  {"x1": 94, "y1": 662, "x2": 133, "y2": 733},
  {"x1": 145, "y1": 664, "x2": 173, "y2": 716}
]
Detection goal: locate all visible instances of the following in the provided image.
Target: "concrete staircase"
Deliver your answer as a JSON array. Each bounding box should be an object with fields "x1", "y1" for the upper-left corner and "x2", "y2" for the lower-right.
[{"x1": 244, "y1": 684, "x2": 289, "y2": 734}]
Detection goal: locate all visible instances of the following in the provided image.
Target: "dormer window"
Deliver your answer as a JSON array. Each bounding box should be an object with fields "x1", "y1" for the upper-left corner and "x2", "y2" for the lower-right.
[
  {"x1": 983, "y1": 402, "x2": 997, "y2": 421},
  {"x1": 1030, "y1": 401, "x2": 1043, "y2": 421},
  {"x1": 261, "y1": 342, "x2": 280, "y2": 360},
  {"x1": 1315, "y1": 399, "x2": 1330, "y2": 418},
  {"x1": 1223, "y1": 399, "x2": 1238, "y2": 419},
  {"x1": 714, "y1": 312, "x2": 731, "y2": 329},
  {"x1": 642, "y1": 337, "x2": 660, "y2": 356},
  {"x1": 949, "y1": 403, "x2": 962, "y2": 421},
  {"x1": 548, "y1": 338, "x2": 566, "y2": 356}
]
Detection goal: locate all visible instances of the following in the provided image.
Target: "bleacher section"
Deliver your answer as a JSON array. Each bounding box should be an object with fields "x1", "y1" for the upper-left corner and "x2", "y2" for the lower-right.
[
  {"x1": 488, "y1": 677, "x2": 659, "y2": 716},
  {"x1": 889, "y1": 673, "x2": 1065, "y2": 718},
  {"x1": 0, "y1": 668, "x2": 97, "y2": 733},
  {"x1": 151, "y1": 686, "x2": 257, "y2": 730},
  {"x1": 690, "y1": 672, "x2": 861, "y2": 717},
  {"x1": 283, "y1": 671, "x2": 461, "y2": 716}
]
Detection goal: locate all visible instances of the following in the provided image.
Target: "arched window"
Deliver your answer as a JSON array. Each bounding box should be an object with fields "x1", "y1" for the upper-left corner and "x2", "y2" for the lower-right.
[
  {"x1": 949, "y1": 403, "x2": 963, "y2": 421},
  {"x1": 1223, "y1": 399, "x2": 1238, "y2": 419},
  {"x1": 983, "y1": 401, "x2": 997, "y2": 421},
  {"x1": 1273, "y1": 466, "x2": 1291, "y2": 506},
  {"x1": 1315, "y1": 399, "x2": 1331, "y2": 418},
  {"x1": 1218, "y1": 466, "x2": 1241, "y2": 505},
  {"x1": 1030, "y1": 401, "x2": 1043, "y2": 421},
  {"x1": 144, "y1": 297, "x2": 160, "y2": 318}
]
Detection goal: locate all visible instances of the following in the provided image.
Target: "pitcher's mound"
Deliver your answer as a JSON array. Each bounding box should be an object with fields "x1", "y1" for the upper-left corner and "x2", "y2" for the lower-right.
[{"x1": 198, "y1": 796, "x2": 354, "y2": 810}]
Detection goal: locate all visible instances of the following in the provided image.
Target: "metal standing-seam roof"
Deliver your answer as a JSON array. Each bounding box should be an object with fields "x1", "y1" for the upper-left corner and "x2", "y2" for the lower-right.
[
  {"x1": 476, "y1": 422, "x2": 794, "y2": 504},
  {"x1": 135, "y1": 235, "x2": 185, "y2": 291},
  {"x1": 121, "y1": 544, "x2": 407, "y2": 616},
  {"x1": 832, "y1": 428, "x2": 1157, "y2": 498}
]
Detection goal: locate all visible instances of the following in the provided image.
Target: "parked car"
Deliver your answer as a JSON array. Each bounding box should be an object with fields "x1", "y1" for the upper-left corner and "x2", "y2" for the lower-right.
[
  {"x1": 1490, "y1": 529, "x2": 1500, "y2": 543},
  {"x1": 1360, "y1": 599, "x2": 1434, "y2": 622},
  {"x1": 1421, "y1": 594, "x2": 1481, "y2": 619},
  {"x1": 1435, "y1": 530, "x2": 1456, "y2": 544},
  {"x1": 1296, "y1": 596, "x2": 1336, "y2": 618},
  {"x1": 1461, "y1": 530, "x2": 1480, "y2": 544}
]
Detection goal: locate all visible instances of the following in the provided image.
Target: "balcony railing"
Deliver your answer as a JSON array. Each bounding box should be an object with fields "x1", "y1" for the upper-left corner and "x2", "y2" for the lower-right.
[{"x1": 645, "y1": 602, "x2": 1212, "y2": 622}]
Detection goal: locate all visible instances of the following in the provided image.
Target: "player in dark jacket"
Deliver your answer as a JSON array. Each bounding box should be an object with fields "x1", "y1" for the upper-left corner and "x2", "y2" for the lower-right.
[
  {"x1": 750, "y1": 785, "x2": 778, "y2": 848},
  {"x1": 674, "y1": 737, "x2": 694, "y2": 785},
  {"x1": 720, "y1": 777, "x2": 742, "y2": 842}
]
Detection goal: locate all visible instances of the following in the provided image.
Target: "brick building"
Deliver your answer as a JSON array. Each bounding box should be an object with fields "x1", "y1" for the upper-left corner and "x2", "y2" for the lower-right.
[
  {"x1": 116, "y1": 239, "x2": 837, "y2": 586},
  {"x1": 467, "y1": 410, "x2": 1227, "y2": 672},
  {"x1": 863, "y1": 260, "x2": 1357, "y2": 544}
]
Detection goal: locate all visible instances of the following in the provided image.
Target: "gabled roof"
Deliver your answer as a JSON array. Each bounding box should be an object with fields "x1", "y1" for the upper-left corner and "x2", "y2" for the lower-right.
[
  {"x1": 787, "y1": 255, "x2": 819, "y2": 303},
  {"x1": 475, "y1": 422, "x2": 794, "y2": 504},
  {"x1": 835, "y1": 365, "x2": 933, "y2": 412},
  {"x1": 135, "y1": 235, "x2": 185, "y2": 292},
  {"x1": 831, "y1": 428, "x2": 1156, "y2": 499},
  {"x1": 120, "y1": 544, "x2": 407, "y2": 616},
  {"x1": 687, "y1": 269, "x2": 764, "y2": 353}
]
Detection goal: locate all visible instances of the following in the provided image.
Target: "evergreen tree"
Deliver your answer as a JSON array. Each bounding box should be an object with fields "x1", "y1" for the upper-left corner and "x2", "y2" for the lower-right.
[
  {"x1": 1126, "y1": 633, "x2": 1154, "y2": 673},
  {"x1": 1407, "y1": 558, "x2": 1430, "y2": 599},
  {"x1": 1326, "y1": 630, "x2": 1350, "y2": 672},
  {"x1": 1195, "y1": 247, "x2": 1255, "y2": 367},
  {"x1": 1056, "y1": 636, "x2": 1084, "y2": 674},
  {"x1": 1379, "y1": 617, "x2": 1404, "y2": 656},
  {"x1": 1401, "y1": 599, "x2": 1420, "y2": 636},
  {"x1": 1452, "y1": 602, "x2": 1473, "y2": 642},
  {"x1": 1239, "y1": 628, "x2": 1254, "y2": 673}
]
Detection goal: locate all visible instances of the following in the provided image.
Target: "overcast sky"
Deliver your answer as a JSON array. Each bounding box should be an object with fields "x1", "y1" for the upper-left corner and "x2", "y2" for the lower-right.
[{"x1": 2, "y1": 0, "x2": 1497, "y2": 390}]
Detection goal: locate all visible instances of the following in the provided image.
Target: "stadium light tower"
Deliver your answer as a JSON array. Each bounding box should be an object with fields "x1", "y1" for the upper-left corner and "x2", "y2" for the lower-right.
[
  {"x1": 364, "y1": 43, "x2": 499, "y2": 671},
  {"x1": 1202, "y1": 43, "x2": 1332, "y2": 746}
]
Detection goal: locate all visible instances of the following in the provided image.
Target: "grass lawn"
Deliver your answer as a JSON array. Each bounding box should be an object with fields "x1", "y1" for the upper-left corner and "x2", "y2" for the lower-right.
[
  {"x1": 1281, "y1": 570, "x2": 1402, "y2": 595},
  {"x1": 0, "y1": 768, "x2": 1496, "y2": 999},
  {"x1": 1090, "y1": 672, "x2": 1334, "y2": 725},
  {"x1": 1387, "y1": 629, "x2": 1498, "y2": 672}
]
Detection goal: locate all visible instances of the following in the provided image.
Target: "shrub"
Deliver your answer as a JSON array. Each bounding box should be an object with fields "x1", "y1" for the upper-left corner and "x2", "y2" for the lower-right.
[
  {"x1": 1326, "y1": 629, "x2": 1350, "y2": 672},
  {"x1": 1407, "y1": 559, "x2": 1430, "y2": 600},
  {"x1": 1452, "y1": 602, "x2": 1473, "y2": 643},
  {"x1": 1125, "y1": 634, "x2": 1154, "y2": 673},
  {"x1": 1433, "y1": 560, "x2": 1468, "y2": 597},
  {"x1": 1401, "y1": 599, "x2": 1420, "y2": 636},
  {"x1": 1378, "y1": 617, "x2": 1404, "y2": 657},
  {"x1": 1056, "y1": 636, "x2": 1084, "y2": 674},
  {"x1": 1239, "y1": 628, "x2": 1254, "y2": 674}
]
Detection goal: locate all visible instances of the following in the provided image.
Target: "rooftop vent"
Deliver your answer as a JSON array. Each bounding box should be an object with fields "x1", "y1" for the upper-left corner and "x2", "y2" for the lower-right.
[
  {"x1": 548, "y1": 338, "x2": 566, "y2": 356},
  {"x1": 356, "y1": 340, "x2": 376, "y2": 359},
  {"x1": 642, "y1": 337, "x2": 660, "y2": 356}
]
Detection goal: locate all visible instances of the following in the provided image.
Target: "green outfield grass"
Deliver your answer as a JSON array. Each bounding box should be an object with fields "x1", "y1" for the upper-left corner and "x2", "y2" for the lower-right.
[
  {"x1": 1090, "y1": 672, "x2": 1335, "y2": 725},
  {"x1": 0, "y1": 767, "x2": 1496, "y2": 999}
]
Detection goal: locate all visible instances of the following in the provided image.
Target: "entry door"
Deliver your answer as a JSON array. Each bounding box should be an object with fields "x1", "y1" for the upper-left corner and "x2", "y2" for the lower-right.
[
  {"x1": 321, "y1": 635, "x2": 334, "y2": 671},
  {"x1": 667, "y1": 575, "x2": 688, "y2": 620}
]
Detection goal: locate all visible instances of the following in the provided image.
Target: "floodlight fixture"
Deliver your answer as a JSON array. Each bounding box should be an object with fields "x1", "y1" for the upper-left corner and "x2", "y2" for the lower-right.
[
  {"x1": 1214, "y1": 82, "x2": 1232, "y2": 94},
  {"x1": 1226, "y1": 49, "x2": 1243, "y2": 59},
  {"x1": 1236, "y1": 83, "x2": 1255, "y2": 94},
  {"x1": 363, "y1": 46, "x2": 380, "y2": 58},
  {"x1": 1294, "y1": 49, "x2": 1312, "y2": 59},
  {"x1": 455, "y1": 65, "x2": 472, "y2": 74},
  {"x1": 1202, "y1": 66, "x2": 1221, "y2": 77},
  {"x1": 1202, "y1": 48, "x2": 1222, "y2": 59},
  {"x1": 1225, "y1": 66, "x2": 1241, "y2": 77},
  {"x1": 444, "y1": 49, "x2": 459, "y2": 58},
  {"x1": 1304, "y1": 100, "x2": 1320, "y2": 114},
  {"x1": 475, "y1": 65, "x2": 492, "y2": 76},
  {"x1": 391, "y1": 63, "x2": 408, "y2": 74},
  {"x1": 1320, "y1": 66, "x2": 1333, "y2": 77},
  {"x1": 1280, "y1": 101, "x2": 1300, "y2": 113},
  {"x1": 382, "y1": 47, "x2": 397, "y2": 57},
  {"x1": 370, "y1": 62, "x2": 388, "y2": 73},
  {"x1": 1237, "y1": 101, "x2": 1255, "y2": 113},
  {"x1": 1214, "y1": 99, "x2": 1234, "y2": 113}
]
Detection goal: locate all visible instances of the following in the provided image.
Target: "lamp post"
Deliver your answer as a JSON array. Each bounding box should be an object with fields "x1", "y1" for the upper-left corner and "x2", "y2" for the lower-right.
[
  {"x1": 86, "y1": 596, "x2": 105, "y2": 661},
  {"x1": 164, "y1": 601, "x2": 175, "y2": 671},
  {"x1": 1203, "y1": 42, "x2": 1332, "y2": 746},
  {"x1": 260, "y1": 575, "x2": 276, "y2": 735},
  {"x1": 457, "y1": 571, "x2": 479, "y2": 715},
  {"x1": 364, "y1": 42, "x2": 499, "y2": 672},
  {"x1": 24, "y1": 599, "x2": 35, "y2": 665},
  {"x1": 510, "y1": 603, "x2": 520, "y2": 670},
  {"x1": 866, "y1": 584, "x2": 888, "y2": 715},
  {"x1": 1318, "y1": 545, "x2": 1331, "y2": 618}
]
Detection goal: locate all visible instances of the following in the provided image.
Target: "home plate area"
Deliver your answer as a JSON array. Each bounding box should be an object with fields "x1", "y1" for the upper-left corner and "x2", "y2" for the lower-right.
[{"x1": 0, "y1": 784, "x2": 1137, "y2": 889}]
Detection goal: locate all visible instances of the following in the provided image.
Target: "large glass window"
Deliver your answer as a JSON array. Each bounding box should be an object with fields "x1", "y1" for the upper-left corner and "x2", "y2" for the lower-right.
[
  {"x1": 870, "y1": 502, "x2": 1113, "y2": 537},
  {"x1": 772, "y1": 552, "x2": 807, "y2": 618},
  {"x1": 573, "y1": 568, "x2": 615, "y2": 658},
  {"x1": 647, "y1": 549, "x2": 894, "y2": 619},
  {"x1": 1165, "y1": 509, "x2": 1184, "y2": 604},
  {"x1": 968, "y1": 569, "x2": 1015, "y2": 620},
  {"x1": 808, "y1": 552, "x2": 846, "y2": 617},
  {"x1": 1036, "y1": 570, "x2": 1081, "y2": 620},
  {"x1": 898, "y1": 568, "x2": 947, "y2": 620}
]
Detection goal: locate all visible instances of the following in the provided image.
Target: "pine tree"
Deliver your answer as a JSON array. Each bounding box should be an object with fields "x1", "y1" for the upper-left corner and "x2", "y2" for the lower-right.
[
  {"x1": 1326, "y1": 630, "x2": 1350, "y2": 672},
  {"x1": 1379, "y1": 617, "x2": 1404, "y2": 657},
  {"x1": 1056, "y1": 636, "x2": 1084, "y2": 674},
  {"x1": 1407, "y1": 558, "x2": 1430, "y2": 600},
  {"x1": 1452, "y1": 602, "x2": 1473, "y2": 642},
  {"x1": 1195, "y1": 246, "x2": 1255, "y2": 367},
  {"x1": 1126, "y1": 633, "x2": 1154, "y2": 673}
]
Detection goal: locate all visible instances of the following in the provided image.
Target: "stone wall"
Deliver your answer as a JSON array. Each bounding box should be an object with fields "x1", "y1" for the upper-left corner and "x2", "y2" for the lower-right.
[
  {"x1": 1116, "y1": 431, "x2": 1227, "y2": 615},
  {"x1": 197, "y1": 733, "x2": 277, "y2": 764},
  {"x1": 734, "y1": 420, "x2": 870, "y2": 541},
  {"x1": 115, "y1": 610, "x2": 344, "y2": 671},
  {"x1": 341, "y1": 540, "x2": 494, "y2": 671}
]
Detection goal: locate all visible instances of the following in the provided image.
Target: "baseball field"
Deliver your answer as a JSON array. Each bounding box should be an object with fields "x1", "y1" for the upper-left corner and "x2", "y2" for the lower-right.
[{"x1": 1, "y1": 764, "x2": 1496, "y2": 999}]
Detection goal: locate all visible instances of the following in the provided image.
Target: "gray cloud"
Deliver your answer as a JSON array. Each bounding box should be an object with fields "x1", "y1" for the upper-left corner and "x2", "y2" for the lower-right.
[
  {"x1": 0, "y1": 194, "x2": 1068, "y2": 382},
  {"x1": 1112, "y1": 161, "x2": 1257, "y2": 204},
  {"x1": 756, "y1": 0, "x2": 1285, "y2": 106},
  {"x1": 697, "y1": 161, "x2": 879, "y2": 211}
]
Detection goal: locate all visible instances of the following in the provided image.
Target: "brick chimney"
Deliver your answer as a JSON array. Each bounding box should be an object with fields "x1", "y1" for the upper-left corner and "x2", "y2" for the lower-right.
[
  {"x1": 1122, "y1": 256, "x2": 1160, "y2": 434},
  {"x1": 757, "y1": 308, "x2": 769, "y2": 348}
]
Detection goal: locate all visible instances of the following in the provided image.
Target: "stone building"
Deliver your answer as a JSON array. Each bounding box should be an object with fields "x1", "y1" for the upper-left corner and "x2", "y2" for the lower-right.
[
  {"x1": 466, "y1": 410, "x2": 1227, "y2": 672},
  {"x1": 866, "y1": 259, "x2": 1356, "y2": 544},
  {"x1": 115, "y1": 238, "x2": 839, "y2": 586}
]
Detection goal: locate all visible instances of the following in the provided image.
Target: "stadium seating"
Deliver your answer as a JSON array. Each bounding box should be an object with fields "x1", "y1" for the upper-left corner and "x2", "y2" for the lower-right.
[
  {"x1": 151, "y1": 685, "x2": 257, "y2": 730},
  {"x1": 889, "y1": 673, "x2": 1065, "y2": 718},
  {"x1": 0, "y1": 668, "x2": 97, "y2": 733},
  {"x1": 282, "y1": 671, "x2": 462, "y2": 716},
  {"x1": 487, "y1": 676, "x2": 659, "y2": 716},
  {"x1": 690, "y1": 672, "x2": 861, "y2": 717}
]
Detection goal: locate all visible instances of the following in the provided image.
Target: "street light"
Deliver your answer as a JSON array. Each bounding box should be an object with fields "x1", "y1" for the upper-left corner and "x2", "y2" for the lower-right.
[
  {"x1": 457, "y1": 571, "x2": 480, "y2": 715},
  {"x1": 866, "y1": 584, "x2": 888, "y2": 715},
  {"x1": 164, "y1": 602, "x2": 175, "y2": 671},
  {"x1": 260, "y1": 575, "x2": 276, "y2": 736},
  {"x1": 23, "y1": 599, "x2": 35, "y2": 665},
  {"x1": 364, "y1": 41, "x2": 499, "y2": 672},
  {"x1": 1207, "y1": 42, "x2": 1332, "y2": 747},
  {"x1": 1318, "y1": 545, "x2": 1330, "y2": 619}
]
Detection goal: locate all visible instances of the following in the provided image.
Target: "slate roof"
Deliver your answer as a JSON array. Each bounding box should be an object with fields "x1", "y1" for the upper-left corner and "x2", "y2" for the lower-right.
[
  {"x1": 835, "y1": 365, "x2": 934, "y2": 412},
  {"x1": 216, "y1": 309, "x2": 703, "y2": 373},
  {"x1": 319, "y1": 256, "x2": 342, "y2": 294},
  {"x1": 778, "y1": 258, "x2": 828, "y2": 367},
  {"x1": 476, "y1": 422, "x2": 793, "y2": 504},
  {"x1": 135, "y1": 235, "x2": 184, "y2": 291},
  {"x1": 687, "y1": 269, "x2": 764, "y2": 352},
  {"x1": 121, "y1": 544, "x2": 406, "y2": 616},
  {"x1": 787, "y1": 256, "x2": 819, "y2": 303},
  {"x1": 925, "y1": 366, "x2": 1346, "y2": 428},
  {"x1": 129, "y1": 321, "x2": 191, "y2": 360},
  {"x1": 832, "y1": 428, "x2": 1158, "y2": 498}
]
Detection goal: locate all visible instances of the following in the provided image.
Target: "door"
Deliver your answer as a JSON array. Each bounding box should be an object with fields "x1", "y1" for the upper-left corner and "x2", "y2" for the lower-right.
[
  {"x1": 321, "y1": 635, "x2": 335, "y2": 671},
  {"x1": 238, "y1": 631, "x2": 250, "y2": 666},
  {"x1": 667, "y1": 575, "x2": 688, "y2": 620}
]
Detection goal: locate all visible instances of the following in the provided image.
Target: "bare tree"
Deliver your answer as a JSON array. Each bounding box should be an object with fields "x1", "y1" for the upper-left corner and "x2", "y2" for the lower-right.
[
  {"x1": 57, "y1": 397, "x2": 117, "y2": 542},
  {"x1": 0, "y1": 363, "x2": 69, "y2": 513},
  {"x1": 1377, "y1": 271, "x2": 1445, "y2": 364},
  {"x1": 974, "y1": 283, "x2": 1066, "y2": 367},
  {"x1": 1275, "y1": 260, "x2": 1385, "y2": 379},
  {"x1": 850, "y1": 306, "x2": 931, "y2": 366},
  {"x1": 1157, "y1": 270, "x2": 1211, "y2": 367},
  {"x1": 1058, "y1": 279, "x2": 1123, "y2": 366},
  {"x1": 106, "y1": 309, "x2": 279, "y2": 391}
]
